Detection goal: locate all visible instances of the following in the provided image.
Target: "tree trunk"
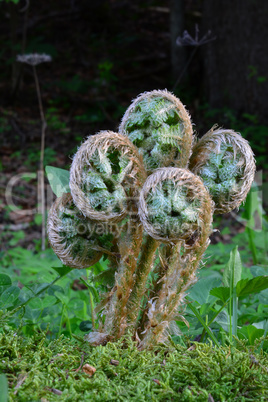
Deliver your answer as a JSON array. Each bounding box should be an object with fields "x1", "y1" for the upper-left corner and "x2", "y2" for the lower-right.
[{"x1": 202, "y1": 0, "x2": 268, "y2": 123}]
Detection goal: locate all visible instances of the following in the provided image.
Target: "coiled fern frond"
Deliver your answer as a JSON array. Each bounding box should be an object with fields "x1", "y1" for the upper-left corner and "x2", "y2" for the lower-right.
[
  {"x1": 189, "y1": 128, "x2": 256, "y2": 213},
  {"x1": 139, "y1": 167, "x2": 213, "y2": 245},
  {"x1": 119, "y1": 90, "x2": 193, "y2": 172},
  {"x1": 47, "y1": 193, "x2": 105, "y2": 268},
  {"x1": 70, "y1": 131, "x2": 146, "y2": 222}
]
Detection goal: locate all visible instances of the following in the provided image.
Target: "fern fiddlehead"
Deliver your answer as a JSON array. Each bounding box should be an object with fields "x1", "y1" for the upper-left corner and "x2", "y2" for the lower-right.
[
  {"x1": 136, "y1": 168, "x2": 213, "y2": 348},
  {"x1": 189, "y1": 128, "x2": 256, "y2": 213},
  {"x1": 119, "y1": 90, "x2": 193, "y2": 172},
  {"x1": 47, "y1": 193, "x2": 104, "y2": 268},
  {"x1": 69, "y1": 131, "x2": 147, "y2": 339},
  {"x1": 139, "y1": 168, "x2": 206, "y2": 244},
  {"x1": 70, "y1": 131, "x2": 146, "y2": 222}
]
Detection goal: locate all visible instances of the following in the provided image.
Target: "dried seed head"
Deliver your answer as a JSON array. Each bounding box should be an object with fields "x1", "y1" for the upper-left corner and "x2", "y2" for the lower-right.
[
  {"x1": 189, "y1": 128, "x2": 256, "y2": 213},
  {"x1": 119, "y1": 90, "x2": 193, "y2": 172},
  {"x1": 139, "y1": 167, "x2": 213, "y2": 245},
  {"x1": 47, "y1": 193, "x2": 103, "y2": 268},
  {"x1": 70, "y1": 131, "x2": 146, "y2": 222},
  {"x1": 16, "y1": 53, "x2": 52, "y2": 66}
]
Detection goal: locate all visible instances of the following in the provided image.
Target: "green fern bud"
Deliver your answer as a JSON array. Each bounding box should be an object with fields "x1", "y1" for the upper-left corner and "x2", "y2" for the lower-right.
[
  {"x1": 138, "y1": 167, "x2": 213, "y2": 245},
  {"x1": 70, "y1": 131, "x2": 146, "y2": 222},
  {"x1": 119, "y1": 90, "x2": 193, "y2": 172},
  {"x1": 47, "y1": 193, "x2": 103, "y2": 268},
  {"x1": 189, "y1": 128, "x2": 256, "y2": 213}
]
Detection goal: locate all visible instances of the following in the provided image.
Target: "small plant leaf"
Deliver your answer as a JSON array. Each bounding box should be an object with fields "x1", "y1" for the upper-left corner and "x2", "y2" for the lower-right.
[
  {"x1": 238, "y1": 325, "x2": 264, "y2": 345},
  {"x1": 223, "y1": 246, "x2": 242, "y2": 288},
  {"x1": 92, "y1": 266, "x2": 116, "y2": 287},
  {"x1": 214, "y1": 310, "x2": 229, "y2": 332},
  {"x1": 68, "y1": 298, "x2": 84, "y2": 311},
  {"x1": 28, "y1": 298, "x2": 43, "y2": 310},
  {"x1": 79, "y1": 320, "x2": 92, "y2": 332},
  {"x1": 51, "y1": 265, "x2": 73, "y2": 277},
  {"x1": 79, "y1": 278, "x2": 100, "y2": 303},
  {"x1": 46, "y1": 166, "x2": 70, "y2": 197},
  {"x1": 0, "y1": 374, "x2": 8, "y2": 402},
  {"x1": 54, "y1": 291, "x2": 69, "y2": 306},
  {"x1": 236, "y1": 276, "x2": 268, "y2": 298},
  {"x1": 210, "y1": 286, "x2": 230, "y2": 303},
  {"x1": 42, "y1": 295, "x2": 57, "y2": 308},
  {"x1": 188, "y1": 277, "x2": 221, "y2": 305},
  {"x1": 0, "y1": 286, "x2": 20, "y2": 307},
  {"x1": 0, "y1": 274, "x2": 12, "y2": 294}
]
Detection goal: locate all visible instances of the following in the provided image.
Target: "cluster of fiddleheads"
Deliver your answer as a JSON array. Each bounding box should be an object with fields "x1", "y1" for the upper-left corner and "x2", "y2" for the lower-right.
[{"x1": 47, "y1": 90, "x2": 255, "y2": 349}]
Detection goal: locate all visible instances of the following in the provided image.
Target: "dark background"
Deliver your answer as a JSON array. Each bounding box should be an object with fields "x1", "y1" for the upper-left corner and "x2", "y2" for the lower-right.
[{"x1": 0, "y1": 0, "x2": 267, "y2": 229}]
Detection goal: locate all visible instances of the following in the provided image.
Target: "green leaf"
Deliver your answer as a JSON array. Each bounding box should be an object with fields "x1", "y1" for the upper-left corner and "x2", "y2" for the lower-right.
[
  {"x1": 250, "y1": 266, "x2": 267, "y2": 277},
  {"x1": 238, "y1": 325, "x2": 264, "y2": 345},
  {"x1": 79, "y1": 320, "x2": 92, "y2": 332},
  {"x1": 51, "y1": 265, "x2": 73, "y2": 277},
  {"x1": 0, "y1": 374, "x2": 8, "y2": 402},
  {"x1": 210, "y1": 286, "x2": 230, "y2": 303},
  {"x1": 45, "y1": 166, "x2": 70, "y2": 197},
  {"x1": 214, "y1": 310, "x2": 229, "y2": 332},
  {"x1": 92, "y1": 266, "x2": 116, "y2": 287},
  {"x1": 42, "y1": 295, "x2": 57, "y2": 308},
  {"x1": 28, "y1": 298, "x2": 43, "y2": 310},
  {"x1": 0, "y1": 286, "x2": 20, "y2": 307},
  {"x1": 54, "y1": 291, "x2": 69, "y2": 306},
  {"x1": 236, "y1": 276, "x2": 268, "y2": 298},
  {"x1": 0, "y1": 274, "x2": 12, "y2": 294},
  {"x1": 223, "y1": 246, "x2": 242, "y2": 288},
  {"x1": 186, "y1": 299, "x2": 220, "y2": 347},
  {"x1": 188, "y1": 277, "x2": 221, "y2": 305},
  {"x1": 68, "y1": 298, "x2": 84, "y2": 311},
  {"x1": 79, "y1": 278, "x2": 100, "y2": 303}
]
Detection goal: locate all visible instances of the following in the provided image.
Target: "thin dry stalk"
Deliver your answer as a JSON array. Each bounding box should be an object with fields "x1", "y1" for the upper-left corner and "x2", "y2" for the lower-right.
[{"x1": 33, "y1": 65, "x2": 47, "y2": 250}]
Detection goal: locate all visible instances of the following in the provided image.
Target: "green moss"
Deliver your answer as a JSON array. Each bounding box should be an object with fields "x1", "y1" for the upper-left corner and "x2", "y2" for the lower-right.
[{"x1": 1, "y1": 330, "x2": 267, "y2": 401}]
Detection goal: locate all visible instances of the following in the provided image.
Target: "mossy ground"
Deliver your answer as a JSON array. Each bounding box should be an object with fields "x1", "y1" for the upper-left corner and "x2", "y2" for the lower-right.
[{"x1": 0, "y1": 330, "x2": 267, "y2": 402}]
